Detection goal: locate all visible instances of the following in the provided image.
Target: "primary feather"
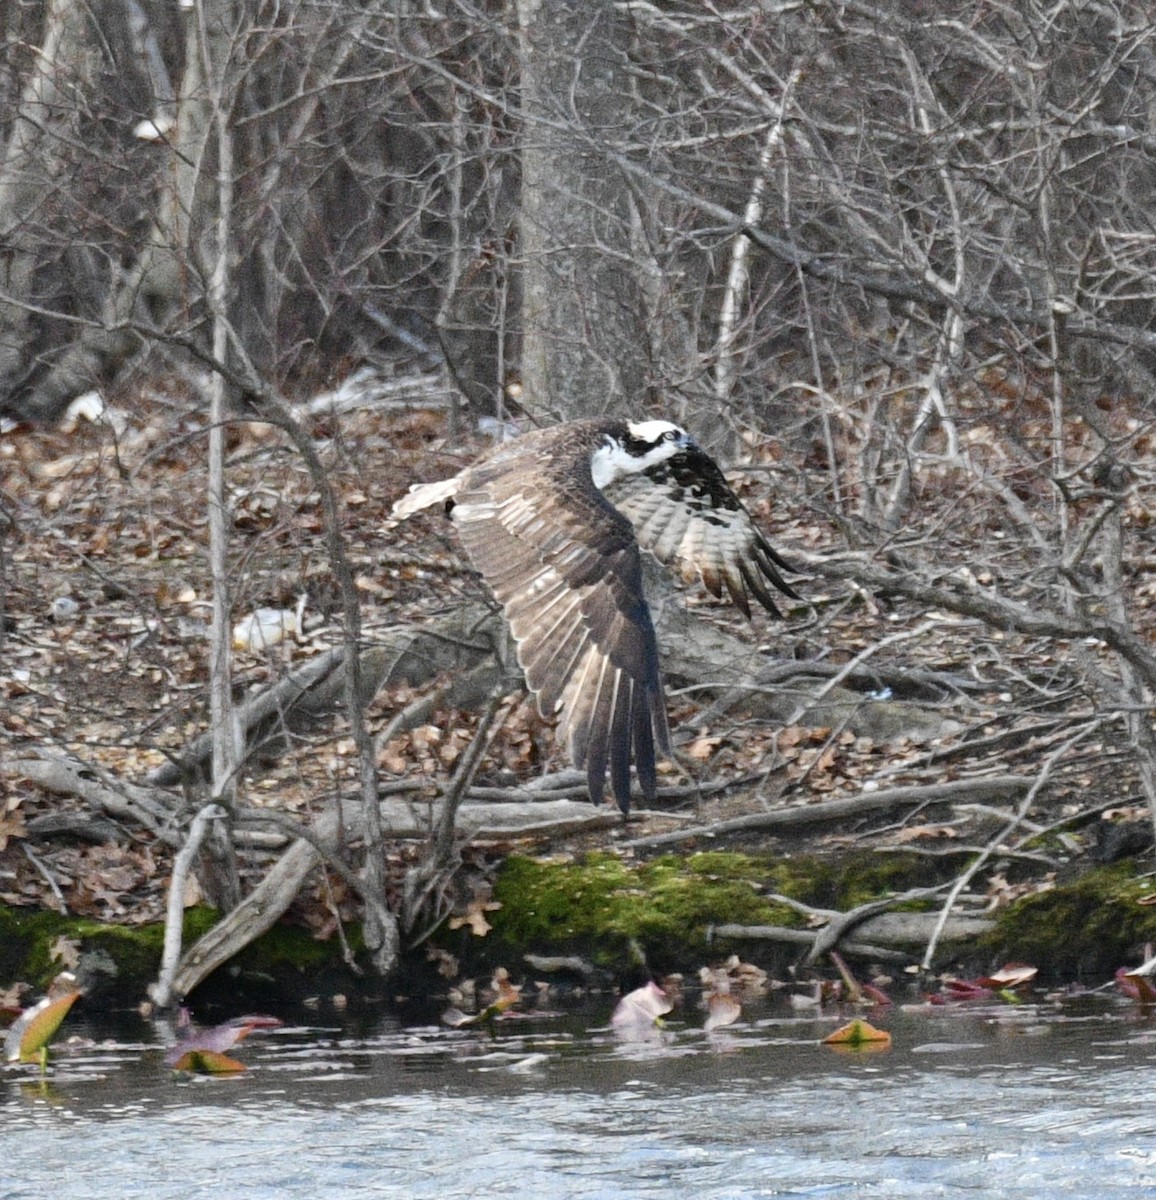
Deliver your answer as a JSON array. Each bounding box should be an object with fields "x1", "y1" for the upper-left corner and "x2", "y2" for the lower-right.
[{"x1": 389, "y1": 418, "x2": 798, "y2": 813}]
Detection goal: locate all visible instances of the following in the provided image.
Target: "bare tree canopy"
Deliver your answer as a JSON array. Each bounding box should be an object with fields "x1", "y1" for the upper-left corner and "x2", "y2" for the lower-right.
[{"x1": 1, "y1": 1, "x2": 1152, "y2": 424}]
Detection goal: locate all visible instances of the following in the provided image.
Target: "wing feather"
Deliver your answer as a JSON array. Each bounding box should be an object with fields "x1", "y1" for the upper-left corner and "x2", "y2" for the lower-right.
[
  {"x1": 608, "y1": 672, "x2": 632, "y2": 810},
  {"x1": 447, "y1": 439, "x2": 669, "y2": 813},
  {"x1": 632, "y1": 680, "x2": 657, "y2": 801},
  {"x1": 602, "y1": 447, "x2": 798, "y2": 618},
  {"x1": 391, "y1": 422, "x2": 791, "y2": 814}
]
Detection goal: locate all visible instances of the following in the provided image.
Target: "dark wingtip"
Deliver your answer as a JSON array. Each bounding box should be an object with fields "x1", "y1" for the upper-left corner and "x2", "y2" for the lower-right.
[
  {"x1": 751, "y1": 541, "x2": 801, "y2": 608},
  {"x1": 757, "y1": 537, "x2": 802, "y2": 599}
]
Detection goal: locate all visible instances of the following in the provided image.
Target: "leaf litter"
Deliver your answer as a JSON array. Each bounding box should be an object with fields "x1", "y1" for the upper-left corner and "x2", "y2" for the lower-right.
[{"x1": 1, "y1": 384, "x2": 1153, "y2": 1006}]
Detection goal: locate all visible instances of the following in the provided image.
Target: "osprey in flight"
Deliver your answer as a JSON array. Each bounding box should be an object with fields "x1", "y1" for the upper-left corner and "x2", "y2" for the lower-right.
[{"x1": 391, "y1": 418, "x2": 798, "y2": 814}]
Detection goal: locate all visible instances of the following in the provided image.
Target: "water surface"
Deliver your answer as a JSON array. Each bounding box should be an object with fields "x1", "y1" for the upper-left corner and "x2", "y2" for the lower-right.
[{"x1": 4, "y1": 999, "x2": 1154, "y2": 1198}]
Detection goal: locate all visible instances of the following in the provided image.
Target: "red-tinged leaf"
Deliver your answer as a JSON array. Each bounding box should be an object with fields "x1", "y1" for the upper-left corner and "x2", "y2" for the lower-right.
[
  {"x1": 704, "y1": 991, "x2": 741, "y2": 1032},
  {"x1": 4, "y1": 988, "x2": 81, "y2": 1063},
  {"x1": 170, "y1": 1049, "x2": 247, "y2": 1074},
  {"x1": 942, "y1": 979, "x2": 995, "y2": 1002},
  {"x1": 1118, "y1": 968, "x2": 1156, "y2": 1004},
  {"x1": 163, "y1": 1015, "x2": 282, "y2": 1066},
  {"x1": 976, "y1": 963, "x2": 1037, "y2": 988},
  {"x1": 822, "y1": 1018, "x2": 891, "y2": 1050},
  {"x1": 227, "y1": 1015, "x2": 283, "y2": 1035}
]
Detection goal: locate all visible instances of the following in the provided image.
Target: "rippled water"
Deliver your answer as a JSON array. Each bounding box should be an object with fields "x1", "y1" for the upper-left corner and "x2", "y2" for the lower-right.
[{"x1": 5, "y1": 1000, "x2": 1156, "y2": 1198}]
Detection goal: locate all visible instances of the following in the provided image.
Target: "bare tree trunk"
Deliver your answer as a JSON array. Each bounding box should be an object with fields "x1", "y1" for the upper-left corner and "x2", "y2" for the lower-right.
[
  {"x1": 0, "y1": 0, "x2": 240, "y2": 421},
  {"x1": 516, "y1": 0, "x2": 648, "y2": 421},
  {"x1": 0, "y1": 0, "x2": 97, "y2": 407},
  {"x1": 200, "y1": 0, "x2": 242, "y2": 912}
]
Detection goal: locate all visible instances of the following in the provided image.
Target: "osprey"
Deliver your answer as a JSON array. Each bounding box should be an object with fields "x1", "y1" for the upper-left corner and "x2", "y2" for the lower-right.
[{"x1": 390, "y1": 418, "x2": 798, "y2": 814}]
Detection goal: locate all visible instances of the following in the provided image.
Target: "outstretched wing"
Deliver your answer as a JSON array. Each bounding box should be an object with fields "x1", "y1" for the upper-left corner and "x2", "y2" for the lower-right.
[
  {"x1": 449, "y1": 456, "x2": 671, "y2": 814},
  {"x1": 602, "y1": 446, "x2": 798, "y2": 617}
]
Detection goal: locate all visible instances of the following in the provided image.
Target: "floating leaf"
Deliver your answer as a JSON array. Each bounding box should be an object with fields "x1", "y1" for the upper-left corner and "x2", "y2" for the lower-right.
[
  {"x1": 704, "y1": 991, "x2": 741, "y2": 1032},
  {"x1": 822, "y1": 1018, "x2": 891, "y2": 1050},
  {"x1": 170, "y1": 1049, "x2": 247, "y2": 1074},
  {"x1": 610, "y1": 981, "x2": 673, "y2": 1033},
  {"x1": 4, "y1": 976, "x2": 82, "y2": 1065},
  {"x1": 164, "y1": 1014, "x2": 282, "y2": 1067},
  {"x1": 1117, "y1": 968, "x2": 1156, "y2": 1005},
  {"x1": 940, "y1": 978, "x2": 995, "y2": 1003},
  {"x1": 976, "y1": 963, "x2": 1037, "y2": 989}
]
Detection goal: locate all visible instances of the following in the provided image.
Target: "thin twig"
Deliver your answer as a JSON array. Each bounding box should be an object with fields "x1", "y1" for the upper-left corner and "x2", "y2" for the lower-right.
[
  {"x1": 21, "y1": 844, "x2": 66, "y2": 914},
  {"x1": 920, "y1": 718, "x2": 1102, "y2": 970}
]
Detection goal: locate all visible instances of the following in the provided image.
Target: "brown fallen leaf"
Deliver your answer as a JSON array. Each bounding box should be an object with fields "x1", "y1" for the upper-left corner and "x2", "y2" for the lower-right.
[
  {"x1": 448, "y1": 892, "x2": 502, "y2": 937},
  {"x1": 704, "y1": 991, "x2": 741, "y2": 1031},
  {"x1": 0, "y1": 796, "x2": 26, "y2": 852},
  {"x1": 685, "y1": 736, "x2": 723, "y2": 762},
  {"x1": 890, "y1": 823, "x2": 960, "y2": 843},
  {"x1": 976, "y1": 962, "x2": 1037, "y2": 989}
]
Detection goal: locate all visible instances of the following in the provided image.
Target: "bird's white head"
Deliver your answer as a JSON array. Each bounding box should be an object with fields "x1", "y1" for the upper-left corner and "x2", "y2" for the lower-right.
[{"x1": 591, "y1": 420, "x2": 693, "y2": 488}]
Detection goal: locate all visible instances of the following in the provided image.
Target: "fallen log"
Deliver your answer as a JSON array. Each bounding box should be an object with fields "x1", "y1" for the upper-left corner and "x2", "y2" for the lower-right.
[
  {"x1": 162, "y1": 797, "x2": 613, "y2": 1000},
  {"x1": 620, "y1": 775, "x2": 1036, "y2": 848},
  {"x1": 712, "y1": 912, "x2": 995, "y2": 959}
]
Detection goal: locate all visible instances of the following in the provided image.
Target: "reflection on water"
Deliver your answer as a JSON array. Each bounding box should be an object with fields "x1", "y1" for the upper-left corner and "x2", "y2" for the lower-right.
[{"x1": 4, "y1": 1000, "x2": 1156, "y2": 1199}]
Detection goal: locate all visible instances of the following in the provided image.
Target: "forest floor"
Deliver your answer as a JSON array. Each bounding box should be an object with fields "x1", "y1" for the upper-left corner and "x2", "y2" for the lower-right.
[{"x1": 3, "y1": 376, "x2": 1156, "y2": 1008}]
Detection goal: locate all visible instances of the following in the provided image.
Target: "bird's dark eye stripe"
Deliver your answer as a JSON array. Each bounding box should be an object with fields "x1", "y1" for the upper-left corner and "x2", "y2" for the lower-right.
[
  {"x1": 622, "y1": 433, "x2": 659, "y2": 455},
  {"x1": 622, "y1": 427, "x2": 684, "y2": 456}
]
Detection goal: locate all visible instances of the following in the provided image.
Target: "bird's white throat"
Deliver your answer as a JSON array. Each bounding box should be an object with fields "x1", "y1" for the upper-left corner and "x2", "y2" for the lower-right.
[{"x1": 590, "y1": 441, "x2": 637, "y2": 489}]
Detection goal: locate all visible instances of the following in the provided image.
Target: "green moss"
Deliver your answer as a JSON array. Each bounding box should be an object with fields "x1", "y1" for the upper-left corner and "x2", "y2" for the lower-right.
[
  {"x1": 241, "y1": 917, "x2": 363, "y2": 975},
  {"x1": 485, "y1": 849, "x2": 957, "y2": 971},
  {"x1": 490, "y1": 851, "x2": 796, "y2": 966},
  {"x1": 0, "y1": 903, "x2": 371, "y2": 1004},
  {"x1": 979, "y1": 864, "x2": 1156, "y2": 981},
  {"x1": 830, "y1": 851, "x2": 945, "y2": 909},
  {"x1": 0, "y1": 906, "x2": 221, "y2": 991}
]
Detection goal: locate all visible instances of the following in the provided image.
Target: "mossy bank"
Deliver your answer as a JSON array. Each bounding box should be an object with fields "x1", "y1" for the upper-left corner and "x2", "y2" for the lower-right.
[{"x1": 4, "y1": 853, "x2": 1156, "y2": 1006}]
